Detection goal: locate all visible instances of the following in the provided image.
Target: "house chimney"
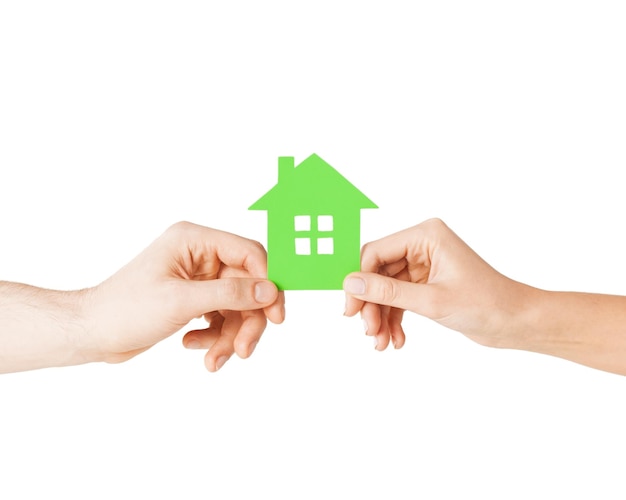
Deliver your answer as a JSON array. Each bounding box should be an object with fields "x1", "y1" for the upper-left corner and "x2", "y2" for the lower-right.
[{"x1": 278, "y1": 156, "x2": 294, "y2": 183}]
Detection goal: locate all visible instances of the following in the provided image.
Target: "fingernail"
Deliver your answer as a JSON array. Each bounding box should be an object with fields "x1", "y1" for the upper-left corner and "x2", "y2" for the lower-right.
[
  {"x1": 255, "y1": 282, "x2": 275, "y2": 303},
  {"x1": 373, "y1": 336, "x2": 379, "y2": 349},
  {"x1": 344, "y1": 277, "x2": 366, "y2": 295},
  {"x1": 362, "y1": 318, "x2": 369, "y2": 335},
  {"x1": 186, "y1": 340, "x2": 202, "y2": 349},
  {"x1": 216, "y1": 355, "x2": 229, "y2": 371}
]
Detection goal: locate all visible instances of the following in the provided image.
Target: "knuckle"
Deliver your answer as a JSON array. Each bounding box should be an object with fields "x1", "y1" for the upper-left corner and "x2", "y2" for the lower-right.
[
  {"x1": 360, "y1": 242, "x2": 380, "y2": 271},
  {"x1": 166, "y1": 220, "x2": 195, "y2": 237},
  {"x1": 248, "y1": 238, "x2": 267, "y2": 256},
  {"x1": 218, "y1": 278, "x2": 240, "y2": 301},
  {"x1": 360, "y1": 242, "x2": 373, "y2": 263},
  {"x1": 377, "y1": 278, "x2": 399, "y2": 304},
  {"x1": 421, "y1": 217, "x2": 446, "y2": 233}
]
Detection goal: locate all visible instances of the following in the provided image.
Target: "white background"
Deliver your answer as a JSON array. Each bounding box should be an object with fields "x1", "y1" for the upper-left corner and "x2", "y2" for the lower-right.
[{"x1": 1, "y1": 1, "x2": 626, "y2": 498}]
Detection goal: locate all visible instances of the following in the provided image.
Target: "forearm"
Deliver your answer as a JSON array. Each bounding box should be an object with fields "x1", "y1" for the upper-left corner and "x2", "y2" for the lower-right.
[
  {"x1": 510, "y1": 288, "x2": 626, "y2": 375},
  {"x1": 0, "y1": 281, "x2": 99, "y2": 373}
]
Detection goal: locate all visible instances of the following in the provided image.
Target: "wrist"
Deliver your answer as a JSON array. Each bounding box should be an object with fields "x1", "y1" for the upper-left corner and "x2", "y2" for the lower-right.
[
  {"x1": 67, "y1": 286, "x2": 105, "y2": 365},
  {"x1": 499, "y1": 285, "x2": 552, "y2": 351},
  {"x1": 31, "y1": 286, "x2": 104, "y2": 368},
  {"x1": 472, "y1": 280, "x2": 548, "y2": 352},
  {"x1": 494, "y1": 286, "x2": 579, "y2": 357}
]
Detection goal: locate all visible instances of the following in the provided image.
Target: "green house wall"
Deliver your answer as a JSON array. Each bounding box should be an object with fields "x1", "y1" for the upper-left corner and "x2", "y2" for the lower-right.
[{"x1": 267, "y1": 209, "x2": 361, "y2": 290}]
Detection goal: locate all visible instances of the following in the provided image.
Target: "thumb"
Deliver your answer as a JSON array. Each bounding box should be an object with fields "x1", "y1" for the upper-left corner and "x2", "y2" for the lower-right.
[
  {"x1": 179, "y1": 278, "x2": 279, "y2": 318},
  {"x1": 343, "y1": 272, "x2": 435, "y2": 317}
]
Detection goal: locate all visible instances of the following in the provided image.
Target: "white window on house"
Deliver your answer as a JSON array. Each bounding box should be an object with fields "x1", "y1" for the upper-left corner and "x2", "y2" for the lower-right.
[
  {"x1": 295, "y1": 237, "x2": 311, "y2": 255},
  {"x1": 294, "y1": 215, "x2": 311, "y2": 232},
  {"x1": 294, "y1": 215, "x2": 334, "y2": 255},
  {"x1": 317, "y1": 215, "x2": 333, "y2": 232},
  {"x1": 317, "y1": 237, "x2": 334, "y2": 255}
]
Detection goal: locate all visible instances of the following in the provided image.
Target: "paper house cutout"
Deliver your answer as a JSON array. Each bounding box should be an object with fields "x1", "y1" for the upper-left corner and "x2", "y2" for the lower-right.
[{"x1": 249, "y1": 153, "x2": 378, "y2": 290}]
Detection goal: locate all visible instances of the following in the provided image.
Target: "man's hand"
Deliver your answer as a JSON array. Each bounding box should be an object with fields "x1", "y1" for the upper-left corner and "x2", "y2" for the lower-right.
[
  {"x1": 88, "y1": 222, "x2": 284, "y2": 371},
  {"x1": 0, "y1": 222, "x2": 284, "y2": 373}
]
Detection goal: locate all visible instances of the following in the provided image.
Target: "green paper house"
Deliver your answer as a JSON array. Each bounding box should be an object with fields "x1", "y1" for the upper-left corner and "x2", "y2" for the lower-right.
[{"x1": 249, "y1": 153, "x2": 377, "y2": 290}]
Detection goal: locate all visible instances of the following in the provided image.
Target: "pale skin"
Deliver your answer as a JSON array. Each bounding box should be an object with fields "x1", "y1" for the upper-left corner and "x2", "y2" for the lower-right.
[
  {"x1": 343, "y1": 218, "x2": 626, "y2": 376},
  {"x1": 0, "y1": 222, "x2": 285, "y2": 374},
  {"x1": 3, "y1": 218, "x2": 626, "y2": 376}
]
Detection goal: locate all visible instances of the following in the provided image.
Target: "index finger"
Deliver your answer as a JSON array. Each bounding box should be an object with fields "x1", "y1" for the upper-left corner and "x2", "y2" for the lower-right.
[
  {"x1": 163, "y1": 222, "x2": 269, "y2": 279},
  {"x1": 345, "y1": 223, "x2": 431, "y2": 316},
  {"x1": 205, "y1": 229, "x2": 269, "y2": 278},
  {"x1": 361, "y1": 226, "x2": 421, "y2": 271}
]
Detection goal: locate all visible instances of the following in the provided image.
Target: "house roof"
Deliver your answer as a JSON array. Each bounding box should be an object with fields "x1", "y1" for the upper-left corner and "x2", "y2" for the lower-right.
[{"x1": 249, "y1": 153, "x2": 378, "y2": 212}]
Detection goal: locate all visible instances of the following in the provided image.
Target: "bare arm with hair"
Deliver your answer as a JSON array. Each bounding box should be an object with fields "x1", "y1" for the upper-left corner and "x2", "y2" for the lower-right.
[{"x1": 0, "y1": 222, "x2": 284, "y2": 374}]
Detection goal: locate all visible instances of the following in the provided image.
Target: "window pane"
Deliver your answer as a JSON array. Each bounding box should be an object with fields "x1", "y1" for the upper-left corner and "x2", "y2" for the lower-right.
[
  {"x1": 294, "y1": 215, "x2": 311, "y2": 232},
  {"x1": 318, "y1": 215, "x2": 333, "y2": 232},
  {"x1": 295, "y1": 238, "x2": 311, "y2": 255},
  {"x1": 317, "y1": 237, "x2": 333, "y2": 255},
  {"x1": 293, "y1": 215, "x2": 311, "y2": 231}
]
